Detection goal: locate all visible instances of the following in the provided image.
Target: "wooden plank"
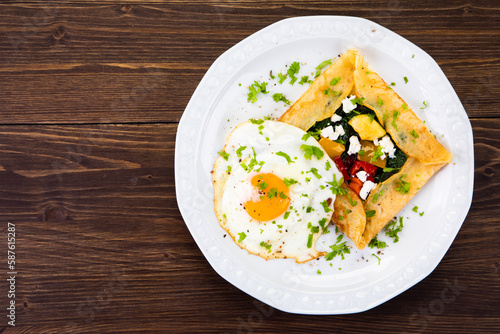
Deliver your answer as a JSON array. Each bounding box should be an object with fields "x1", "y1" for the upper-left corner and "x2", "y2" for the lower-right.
[
  {"x1": 0, "y1": 2, "x2": 498, "y2": 124},
  {"x1": 0, "y1": 119, "x2": 497, "y2": 332}
]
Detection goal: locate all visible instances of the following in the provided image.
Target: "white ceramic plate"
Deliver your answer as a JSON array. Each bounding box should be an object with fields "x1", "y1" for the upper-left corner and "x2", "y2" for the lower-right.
[{"x1": 175, "y1": 16, "x2": 474, "y2": 314}]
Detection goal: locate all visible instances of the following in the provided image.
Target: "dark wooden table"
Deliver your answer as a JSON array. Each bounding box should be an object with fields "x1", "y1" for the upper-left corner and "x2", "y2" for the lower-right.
[{"x1": 0, "y1": 1, "x2": 498, "y2": 333}]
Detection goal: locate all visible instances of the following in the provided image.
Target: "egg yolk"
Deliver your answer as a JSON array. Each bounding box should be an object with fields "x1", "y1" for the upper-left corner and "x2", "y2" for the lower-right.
[{"x1": 245, "y1": 173, "x2": 290, "y2": 221}]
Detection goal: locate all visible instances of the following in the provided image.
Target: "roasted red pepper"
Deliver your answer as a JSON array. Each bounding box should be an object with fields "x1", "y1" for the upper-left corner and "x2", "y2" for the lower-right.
[
  {"x1": 350, "y1": 161, "x2": 378, "y2": 179},
  {"x1": 334, "y1": 156, "x2": 350, "y2": 181},
  {"x1": 348, "y1": 177, "x2": 363, "y2": 196}
]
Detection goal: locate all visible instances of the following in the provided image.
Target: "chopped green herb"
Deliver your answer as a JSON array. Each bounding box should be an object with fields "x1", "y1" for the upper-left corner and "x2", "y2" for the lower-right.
[
  {"x1": 257, "y1": 181, "x2": 268, "y2": 190},
  {"x1": 277, "y1": 73, "x2": 287, "y2": 84},
  {"x1": 392, "y1": 110, "x2": 400, "y2": 130},
  {"x1": 284, "y1": 178, "x2": 298, "y2": 187},
  {"x1": 300, "y1": 144, "x2": 324, "y2": 160},
  {"x1": 372, "y1": 190, "x2": 384, "y2": 203},
  {"x1": 382, "y1": 167, "x2": 400, "y2": 172},
  {"x1": 412, "y1": 205, "x2": 419, "y2": 212},
  {"x1": 299, "y1": 75, "x2": 312, "y2": 85},
  {"x1": 321, "y1": 200, "x2": 332, "y2": 213},
  {"x1": 287, "y1": 61, "x2": 300, "y2": 85},
  {"x1": 326, "y1": 161, "x2": 331, "y2": 171},
  {"x1": 238, "y1": 232, "x2": 247, "y2": 243},
  {"x1": 368, "y1": 235, "x2": 387, "y2": 249},
  {"x1": 305, "y1": 177, "x2": 311, "y2": 183},
  {"x1": 329, "y1": 76, "x2": 341, "y2": 86},
  {"x1": 395, "y1": 174, "x2": 411, "y2": 194},
  {"x1": 218, "y1": 150, "x2": 229, "y2": 161},
  {"x1": 365, "y1": 210, "x2": 376, "y2": 217},
  {"x1": 279, "y1": 191, "x2": 288, "y2": 199},
  {"x1": 226, "y1": 165, "x2": 232, "y2": 173},
  {"x1": 420, "y1": 101, "x2": 428, "y2": 109},
  {"x1": 372, "y1": 146, "x2": 384, "y2": 162},
  {"x1": 314, "y1": 59, "x2": 332, "y2": 78},
  {"x1": 276, "y1": 151, "x2": 294, "y2": 164},
  {"x1": 419, "y1": 211, "x2": 424, "y2": 216},
  {"x1": 317, "y1": 269, "x2": 322, "y2": 275},
  {"x1": 325, "y1": 235, "x2": 351, "y2": 260},
  {"x1": 306, "y1": 206, "x2": 313, "y2": 213},
  {"x1": 358, "y1": 150, "x2": 365, "y2": 156},
  {"x1": 307, "y1": 234, "x2": 313, "y2": 248},
  {"x1": 390, "y1": 82, "x2": 396, "y2": 86},
  {"x1": 307, "y1": 167, "x2": 322, "y2": 179},
  {"x1": 402, "y1": 103, "x2": 408, "y2": 110},
  {"x1": 377, "y1": 97, "x2": 384, "y2": 106},
  {"x1": 247, "y1": 81, "x2": 269, "y2": 103},
  {"x1": 272, "y1": 93, "x2": 291, "y2": 105},
  {"x1": 326, "y1": 175, "x2": 348, "y2": 196},
  {"x1": 250, "y1": 118, "x2": 264, "y2": 125},
  {"x1": 270, "y1": 71, "x2": 275, "y2": 79},
  {"x1": 372, "y1": 254, "x2": 381, "y2": 265},
  {"x1": 347, "y1": 194, "x2": 357, "y2": 207},
  {"x1": 267, "y1": 188, "x2": 278, "y2": 199},
  {"x1": 404, "y1": 76, "x2": 408, "y2": 84},
  {"x1": 318, "y1": 218, "x2": 328, "y2": 229},
  {"x1": 385, "y1": 216, "x2": 404, "y2": 243},
  {"x1": 260, "y1": 241, "x2": 272, "y2": 252},
  {"x1": 351, "y1": 97, "x2": 365, "y2": 105},
  {"x1": 236, "y1": 146, "x2": 247, "y2": 157},
  {"x1": 277, "y1": 225, "x2": 283, "y2": 229},
  {"x1": 284, "y1": 211, "x2": 290, "y2": 219},
  {"x1": 410, "y1": 129, "x2": 419, "y2": 138}
]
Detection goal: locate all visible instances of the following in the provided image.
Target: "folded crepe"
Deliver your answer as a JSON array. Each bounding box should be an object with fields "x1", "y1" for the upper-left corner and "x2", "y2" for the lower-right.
[{"x1": 279, "y1": 49, "x2": 452, "y2": 249}]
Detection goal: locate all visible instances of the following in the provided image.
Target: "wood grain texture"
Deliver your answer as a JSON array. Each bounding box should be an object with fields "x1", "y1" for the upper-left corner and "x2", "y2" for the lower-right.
[{"x1": 0, "y1": 1, "x2": 498, "y2": 333}]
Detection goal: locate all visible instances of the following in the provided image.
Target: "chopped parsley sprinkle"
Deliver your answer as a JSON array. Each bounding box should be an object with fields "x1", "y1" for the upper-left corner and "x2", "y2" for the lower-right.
[
  {"x1": 307, "y1": 234, "x2": 313, "y2": 248},
  {"x1": 377, "y1": 97, "x2": 384, "y2": 106},
  {"x1": 372, "y1": 254, "x2": 381, "y2": 265},
  {"x1": 321, "y1": 200, "x2": 332, "y2": 213},
  {"x1": 272, "y1": 93, "x2": 291, "y2": 105},
  {"x1": 347, "y1": 194, "x2": 357, "y2": 207},
  {"x1": 318, "y1": 218, "x2": 328, "y2": 229},
  {"x1": 314, "y1": 59, "x2": 332, "y2": 78},
  {"x1": 276, "y1": 151, "x2": 294, "y2": 164},
  {"x1": 277, "y1": 73, "x2": 287, "y2": 84},
  {"x1": 267, "y1": 187, "x2": 278, "y2": 199},
  {"x1": 226, "y1": 165, "x2": 232, "y2": 174},
  {"x1": 277, "y1": 224, "x2": 283, "y2": 228},
  {"x1": 372, "y1": 190, "x2": 384, "y2": 203},
  {"x1": 358, "y1": 150, "x2": 365, "y2": 156},
  {"x1": 351, "y1": 97, "x2": 365, "y2": 105},
  {"x1": 325, "y1": 235, "x2": 350, "y2": 260},
  {"x1": 299, "y1": 75, "x2": 312, "y2": 85},
  {"x1": 287, "y1": 61, "x2": 300, "y2": 85},
  {"x1": 307, "y1": 222, "x2": 320, "y2": 233},
  {"x1": 419, "y1": 211, "x2": 425, "y2": 216},
  {"x1": 306, "y1": 206, "x2": 313, "y2": 213},
  {"x1": 260, "y1": 241, "x2": 272, "y2": 253},
  {"x1": 402, "y1": 103, "x2": 408, "y2": 110},
  {"x1": 236, "y1": 146, "x2": 247, "y2": 157},
  {"x1": 325, "y1": 161, "x2": 331, "y2": 171},
  {"x1": 279, "y1": 191, "x2": 288, "y2": 199},
  {"x1": 305, "y1": 177, "x2": 311, "y2": 183},
  {"x1": 385, "y1": 216, "x2": 404, "y2": 242},
  {"x1": 326, "y1": 175, "x2": 348, "y2": 196},
  {"x1": 412, "y1": 205, "x2": 419, "y2": 212},
  {"x1": 284, "y1": 211, "x2": 290, "y2": 219},
  {"x1": 404, "y1": 76, "x2": 408, "y2": 84},
  {"x1": 250, "y1": 118, "x2": 264, "y2": 125},
  {"x1": 317, "y1": 270, "x2": 322, "y2": 275},
  {"x1": 390, "y1": 82, "x2": 396, "y2": 86},
  {"x1": 368, "y1": 235, "x2": 387, "y2": 249},
  {"x1": 258, "y1": 181, "x2": 268, "y2": 190},
  {"x1": 382, "y1": 167, "x2": 400, "y2": 172},
  {"x1": 238, "y1": 232, "x2": 247, "y2": 243},
  {"x1": 300, "y1": 144, "x2": 324, "y2": 160},
  {"x1": 247, "y1": 81, "x2": 269, "y2": 103},
  {"x1": 329, "y1": 76, "x2": 341, "y2": 86},
  {"x1": 392, "y1": 110, "x2": 400, "y2": 130},
  {"x1": 410, "y1": 129, "x2": 419, "y2": 138},
  {"x1": 270, "y1": 71, "x2": 275, "y2": 79},
  {"x1": 396, "y1": 174, "x2": 411, "y2": 194},
  {"x1": 365, "y1": 210, "x2": 376, "y2": 217},
  {"x1": 420, "y1": 101, "x2": 428, "y2": 109},
  {"x1": 284, "y1": 178, "x2": 298, "y2": 187},
  {"x1": 307, "y1": 167, "x2": 322, "y2": 179},
  {"x1": 372, "y1": 146, "x2": 384, "y2": 162},
  {"x1": 218, "y1": 150, "x2": 229, "y2": 161}
]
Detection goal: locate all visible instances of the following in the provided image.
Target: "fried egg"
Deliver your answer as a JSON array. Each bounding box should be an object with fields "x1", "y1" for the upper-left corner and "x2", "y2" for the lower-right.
[{"x1": 213, "y1": 120, "x2": 342, "y2": 263}]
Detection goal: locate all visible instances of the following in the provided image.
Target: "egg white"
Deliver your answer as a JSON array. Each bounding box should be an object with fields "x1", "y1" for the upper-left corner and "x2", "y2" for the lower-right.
[{"x1": 213, "y1": 120, "x2": 342, "y2": 263}]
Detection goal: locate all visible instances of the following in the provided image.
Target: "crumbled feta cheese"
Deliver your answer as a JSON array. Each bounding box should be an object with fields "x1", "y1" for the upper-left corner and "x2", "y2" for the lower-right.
[
  {"x1": 356, "y1": 170, "x2": 368, "y2": 183},
  {"x1": 342, "y1": 95, "x2": 357, "y2": 113},
  {"x1": 347, "y1": 136, "x2": 361, "y2": 155},
  {"x1": 320, "y1": 126, "x2": 334, "y2": 139},
  {"x1": 377, "y1": 135, "x2": 396, "y2": 158},
  {"x1": 359, "y1": 180, "x2": 376, "y2": 200},
  {"x1": 331, "y1": 114, "x2": 342, "y2": 123}
]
